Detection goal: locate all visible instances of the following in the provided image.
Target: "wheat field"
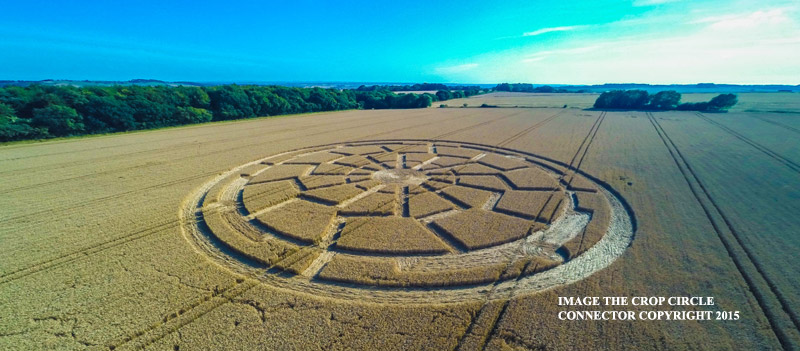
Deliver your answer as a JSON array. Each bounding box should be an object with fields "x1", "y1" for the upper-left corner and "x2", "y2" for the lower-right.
[{"x1": 1, "y1": 100, "x2": 799, "y2": 350}]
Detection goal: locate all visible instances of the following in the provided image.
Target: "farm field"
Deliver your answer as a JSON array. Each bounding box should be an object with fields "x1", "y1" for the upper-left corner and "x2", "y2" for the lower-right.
[
  {"x1": 1, "y1": 98, "x2": 799, "y2": 350},
  {"x1": 441, "y1": 92, "x2": 800, "y2": 113}
]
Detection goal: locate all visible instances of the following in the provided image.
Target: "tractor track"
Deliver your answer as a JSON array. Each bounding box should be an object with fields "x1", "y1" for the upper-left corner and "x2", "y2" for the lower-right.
[
  {"x1": 454, "y1": 111, "x2": 605, "y2": 350},
  {"x1": 0, "y1": 110, "x2": 373, "y2": 169},
  {"x1": 0, "y1": 110, "x2": 489, "y2": 224},
  {"x1": 0, "y1": 220, "x2": 177, "y2": 285},
  {"x1": 746, "y1": 114, "x2": 800, "y2": 135},
  {"x1": 0, "y1": 110, "x2": 465, "y2": 195},
  {"x1": 694, "y1": 112, "x2": 800, "y2": 174},
  {"x1": 0, "y1": 110, "x2": 526, "y2": 287},
  {"x1": 649, "y1": 112, "x2": 800, "y2": 350},
  {"x1": 0, "y1": 111, "x2": 388, "y2": 176}
]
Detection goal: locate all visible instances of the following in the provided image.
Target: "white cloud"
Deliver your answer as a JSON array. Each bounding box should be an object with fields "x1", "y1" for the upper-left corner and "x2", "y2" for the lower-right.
[
  {"x1": 438, "y1": 7, "x2": 800, "y2": 84},
  {"x1": 523, "y1": 25, "x2": 585, "y2": 37},
  {"x1": 692, "y1": 8, "x2": 792, "y2": 30}
]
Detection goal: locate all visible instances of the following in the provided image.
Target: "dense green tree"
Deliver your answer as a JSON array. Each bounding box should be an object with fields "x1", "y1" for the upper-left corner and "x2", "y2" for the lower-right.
[
  {"x1": 595, "y1": 90, "x2": 737, "y2": 112},
  {"x1": 495, "y1": 83, "x2": 512, "y2": 92},
  {"x1": 0, "y1": 83, "x2": 441, "y2": 142},
  {"x1": 79, "y1": 94, "x2": 136, "y2": 131},
  {"x1": 649, "y1": 90, "x2": 681, "y2": 110},
  {"x1": 594, "y1": 90, "x2": 649, "y2": 109},
  {"x1": 436, "y1": 90, "x2": 452, "y2": 101},
  {"x1": 207, "y1": 85, "x2": 254, "y2": 120},
  {"x1": 677, "y1": 102, "x2": 710, "y2": 111},
  {"x1": 174, "y1": 106, "x2": 213, "y2": 124},
  {"x1": 0, "y1": 102, "x2": 44, "y2": 141},
  {"x1": 707, "y1": 93, "x2": 738, "y2": 111},
  {"x1": 32, "y1": 105, "x2": 84, "y2": 136}
]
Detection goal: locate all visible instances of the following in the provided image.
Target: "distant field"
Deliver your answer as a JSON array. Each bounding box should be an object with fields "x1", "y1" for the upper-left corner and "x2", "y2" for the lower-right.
[
  {"x1": 395, "y1": 90, "x2": 439, "y2": 95},
  {"x1": 440, "y1": 92, "x2": 800, "y2": 113},
  {"x1": 1, "y1": 97, "x2": 799, "y2": 349},
  {"x1": 438, "y1": 92, "x2": 600, "y2": 109}
]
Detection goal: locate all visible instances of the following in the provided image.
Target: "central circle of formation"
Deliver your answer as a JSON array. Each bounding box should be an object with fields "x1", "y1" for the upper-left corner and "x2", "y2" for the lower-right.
[{"x1": 183, "y1": 140, "x2": 633, "y2": 303}]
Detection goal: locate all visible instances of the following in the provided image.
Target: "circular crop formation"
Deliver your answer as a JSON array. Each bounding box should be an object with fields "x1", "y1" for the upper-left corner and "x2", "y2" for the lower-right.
[{"x1": 181, "y1": 140, "x2": 634, "y2": 303}]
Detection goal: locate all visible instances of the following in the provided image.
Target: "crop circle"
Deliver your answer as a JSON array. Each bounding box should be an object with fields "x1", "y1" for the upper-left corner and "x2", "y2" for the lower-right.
[{"x1": 180, "y1": 140, "x2": 634, "y2": 303}]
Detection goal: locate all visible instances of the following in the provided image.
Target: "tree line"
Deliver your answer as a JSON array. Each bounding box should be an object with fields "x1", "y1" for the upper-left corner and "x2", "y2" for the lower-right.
[
  {"x1": 494, "y1": 83, "x2": 579, "y2": 93},
  {"x1": 593, "y1": 90, "x2": 738, "y2": 111},
  {"x1": 0, "y1": 84, "x2": 483, "y2": 142},
  {"x1": 355, "y1": 83, "x2": 482, "y2": 92}
]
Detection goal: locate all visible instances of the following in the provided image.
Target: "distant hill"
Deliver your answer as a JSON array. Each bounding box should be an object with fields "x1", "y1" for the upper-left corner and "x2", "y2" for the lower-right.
[
  {"x1": 0, "y1": 80, "x2": 797, "y2": 93},
  {"x1": 553, "y1": 83, "x2": 800, "y2": 93}
]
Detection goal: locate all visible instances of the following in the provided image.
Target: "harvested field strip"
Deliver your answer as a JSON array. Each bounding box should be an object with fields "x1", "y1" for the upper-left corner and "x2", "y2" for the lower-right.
[
  {"x1": 0, "y1": 220, "x2": 176, "y2": 285},
  {"x1": 695, "y1": 112, "x2": 800, "y2": 173},
  {"x1": 648, "y1": 112, "x2": 800, "y2": 349}
]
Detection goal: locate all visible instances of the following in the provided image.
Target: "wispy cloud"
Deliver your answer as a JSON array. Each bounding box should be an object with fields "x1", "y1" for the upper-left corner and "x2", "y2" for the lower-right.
[
  {"x1": 523, "y1": 25, "x2": 586, "y2": 37},
  {"x1": 435, "y1": 63, "x2": 478, "y2": 74},
  {"x1": 691, "y1": 8, "x2": 793, "y2": 29},
  {"x1": 522, "y1": 45, "x2": 602, "y2": 62},
  {"x1": 441, "y1": 5, "x2": 800, "y2": 84}
]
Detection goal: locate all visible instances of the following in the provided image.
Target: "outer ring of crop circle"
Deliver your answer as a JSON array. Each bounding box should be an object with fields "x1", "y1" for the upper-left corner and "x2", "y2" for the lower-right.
[{"x1": 179, "y1": 139, "x2": 636, "y2": 304}]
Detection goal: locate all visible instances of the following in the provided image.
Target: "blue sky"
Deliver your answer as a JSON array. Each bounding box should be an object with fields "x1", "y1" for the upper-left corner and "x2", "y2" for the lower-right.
[{"x1": 1, "y1": 0, "x2": 798, "y2": 84}]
